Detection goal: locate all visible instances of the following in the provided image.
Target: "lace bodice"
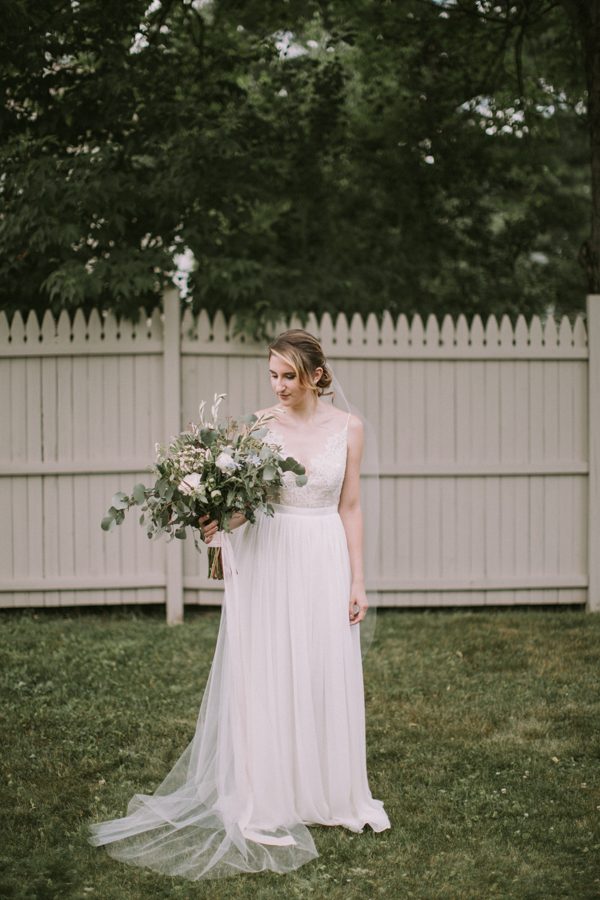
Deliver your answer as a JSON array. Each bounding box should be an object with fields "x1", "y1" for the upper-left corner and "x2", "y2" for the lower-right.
[{"x1": 266, "y1": 414, "x2": 350, "y2": 508}]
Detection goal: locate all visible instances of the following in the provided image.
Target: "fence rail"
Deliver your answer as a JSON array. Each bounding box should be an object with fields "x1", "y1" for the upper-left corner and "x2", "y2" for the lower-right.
[{"x1": 1, "y1": 291, "x2": 598, "y2": 620}]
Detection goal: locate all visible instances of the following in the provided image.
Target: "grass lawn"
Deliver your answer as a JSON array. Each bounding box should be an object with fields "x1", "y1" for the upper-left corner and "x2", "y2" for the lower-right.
[{"x1": 1, "y1": 606, "x2": 599, "y2": 899}]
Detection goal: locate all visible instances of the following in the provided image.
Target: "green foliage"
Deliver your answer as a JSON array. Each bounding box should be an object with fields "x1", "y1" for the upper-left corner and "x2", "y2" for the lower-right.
[
  {"x1": 0, "y1": 607, "x2": 599, "y2": 898},
  {"x1": 0, "y1": 0, "x2": 590, "y2": 329}
]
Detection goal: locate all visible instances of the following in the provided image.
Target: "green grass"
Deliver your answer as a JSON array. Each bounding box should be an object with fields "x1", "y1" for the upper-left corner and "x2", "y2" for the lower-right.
[{"x1": 1, "y1": 606, "x2": 599, "y2": 900}]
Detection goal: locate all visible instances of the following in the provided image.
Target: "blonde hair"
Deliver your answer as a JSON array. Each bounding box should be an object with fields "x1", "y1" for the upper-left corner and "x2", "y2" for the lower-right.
[{"x1": 268, "y1": 329, "x2": 333, "y2": 397}]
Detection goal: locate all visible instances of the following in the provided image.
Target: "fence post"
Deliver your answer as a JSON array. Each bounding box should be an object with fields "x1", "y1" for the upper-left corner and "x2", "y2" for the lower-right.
[
  {"x1": 588, "y1": 293, "x2": 600, "y2": 612},
  {"x1": 163, "y1": 287, "x2": 184, "y2": 624}
]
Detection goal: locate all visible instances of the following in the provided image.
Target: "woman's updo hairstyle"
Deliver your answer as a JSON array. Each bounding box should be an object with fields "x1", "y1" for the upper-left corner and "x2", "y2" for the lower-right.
[{"x1": 268, "y1": 329, "x2": 333, "y2": 397}]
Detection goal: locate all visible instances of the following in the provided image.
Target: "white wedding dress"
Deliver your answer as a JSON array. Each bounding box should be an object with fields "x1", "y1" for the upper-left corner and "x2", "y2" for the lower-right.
[{"x1": 88, "y1": 408, "x2": 390, "y2": 880}]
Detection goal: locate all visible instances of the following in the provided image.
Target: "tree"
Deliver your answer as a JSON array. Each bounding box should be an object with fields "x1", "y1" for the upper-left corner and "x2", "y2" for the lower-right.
[
  {"x1": 0, "y1": 0, "x2": 592, "y2": 333},
  {"x1": 560, "y1": 0, "x2": 600, "y2": 290}
]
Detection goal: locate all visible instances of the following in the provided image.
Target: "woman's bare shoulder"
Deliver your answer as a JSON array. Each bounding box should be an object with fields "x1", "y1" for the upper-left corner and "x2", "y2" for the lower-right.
[
  {"x1": 346, "y1": 413, "x2": 364, "y2": 451},
  {"x1": 335, "y1": 408, "x2": 362, "y2": 432},
  {"x1": 319, "y1": 405, "x2": 362, "y2": 436},
  {"x1": 326, "y1": 404, "x2": 356, "y2": 425}
]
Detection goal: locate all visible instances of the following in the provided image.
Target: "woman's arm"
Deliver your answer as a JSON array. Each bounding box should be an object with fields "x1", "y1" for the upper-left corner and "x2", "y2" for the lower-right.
[{"x1": 338, "y1": 415, "x2": 368, "y2": 625}]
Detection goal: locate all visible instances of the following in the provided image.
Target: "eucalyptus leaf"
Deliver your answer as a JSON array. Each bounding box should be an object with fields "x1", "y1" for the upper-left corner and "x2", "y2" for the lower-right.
[
  {"x1": 262, "y1": 464, "x2": 276, "y2": 481},
  {"x1": 132, "y1": 483, "x2": 147, "y2": 505},
  {"x1": 101, "y1": 515, "x2": 116, "y2": 531},
  {"x1": 111, "y1": 491, "x2": 129, "y2": 510},
  {"x1": 295, "y1": 474, "x2": 308, "y2": 487},
  {"x1": 280, "y1": 457, "x2": 305, "y2": 474}
]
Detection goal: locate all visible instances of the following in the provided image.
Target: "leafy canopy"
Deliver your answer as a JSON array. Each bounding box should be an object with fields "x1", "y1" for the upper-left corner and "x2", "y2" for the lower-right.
[{"x1": 0, "y1": 0, "x2": 589, "y2": 331}]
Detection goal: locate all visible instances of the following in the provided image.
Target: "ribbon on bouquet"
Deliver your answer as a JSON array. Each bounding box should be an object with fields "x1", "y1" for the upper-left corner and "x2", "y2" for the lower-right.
[{"x1": 206, "y1": 529, "x2": 238, "y2": 580}]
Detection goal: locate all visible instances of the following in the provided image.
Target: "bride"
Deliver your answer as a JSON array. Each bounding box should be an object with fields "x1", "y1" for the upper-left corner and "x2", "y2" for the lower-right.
[{"x1": 88, "y1": 328, "x2": 391, "y2": 880}]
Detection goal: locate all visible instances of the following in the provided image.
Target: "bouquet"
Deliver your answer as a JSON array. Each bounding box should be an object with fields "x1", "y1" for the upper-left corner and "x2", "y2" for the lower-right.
[{"x1": 101, "y1": 393, "x2": 307, "y2": 579}]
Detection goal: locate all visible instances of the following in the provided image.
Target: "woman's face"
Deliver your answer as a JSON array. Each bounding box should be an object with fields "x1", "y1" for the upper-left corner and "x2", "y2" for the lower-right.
[{"x1": 269, "y1": 353, "x2": 321, "y2": 407}]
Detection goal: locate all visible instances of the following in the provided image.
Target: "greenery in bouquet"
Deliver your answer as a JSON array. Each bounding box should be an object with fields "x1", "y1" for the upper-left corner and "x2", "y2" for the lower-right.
[{"x1": 101, "y1": 393, "x2": 307, "y2": 578}]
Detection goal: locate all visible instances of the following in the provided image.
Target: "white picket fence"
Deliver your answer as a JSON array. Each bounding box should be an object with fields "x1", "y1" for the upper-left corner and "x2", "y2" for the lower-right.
[{"x1": 1, "y1": 289, "x2": 599, "y2": 622}]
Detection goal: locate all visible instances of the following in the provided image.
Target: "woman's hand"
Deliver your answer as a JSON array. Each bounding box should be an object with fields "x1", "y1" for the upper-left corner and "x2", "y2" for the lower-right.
[
  {"x1": 199, "y1": 514, "x2": 219, "y2": 544},
  {"x1": 349, "y1": 582, "x2": 368, "y2": 625},
  {"x1": 199, "y1": 512, "x2": 247, "y2": 542}
]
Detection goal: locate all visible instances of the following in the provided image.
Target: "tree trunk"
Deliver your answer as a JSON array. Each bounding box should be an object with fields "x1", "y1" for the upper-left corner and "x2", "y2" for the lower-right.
[{"x1": 567, "y1": 0, "x2": 600, "y2": 291}]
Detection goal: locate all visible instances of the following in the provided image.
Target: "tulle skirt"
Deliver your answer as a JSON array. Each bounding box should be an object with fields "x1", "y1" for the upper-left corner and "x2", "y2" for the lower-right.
[{"x1": 88, "y1": 504, "x2": 390, "y2": 880}]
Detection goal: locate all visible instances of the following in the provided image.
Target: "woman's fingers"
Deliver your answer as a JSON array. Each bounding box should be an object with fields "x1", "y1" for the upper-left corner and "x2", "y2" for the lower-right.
[
  {"x1": 198, "y1": 515, "x2": 218, "y2": 543},
  {"x1": 349, "y1": 599, "x2": 368, "y2": 625}
]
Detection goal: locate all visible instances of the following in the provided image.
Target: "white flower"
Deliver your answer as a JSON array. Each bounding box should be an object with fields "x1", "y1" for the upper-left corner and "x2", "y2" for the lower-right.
[
  {"x1": 246, "y1": 452, "x2": 262, "y2": 466},
  {"x1": 215, "y1": 451, "x2": 238, "y2": 472},
  {"x1": 179, "y1": 472, "x2": 202, "y2": 494}
]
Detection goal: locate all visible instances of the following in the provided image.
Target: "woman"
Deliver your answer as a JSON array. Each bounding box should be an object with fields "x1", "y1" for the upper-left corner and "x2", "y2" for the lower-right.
[{"x1": 88, "y1": 329, "x2": 390, "y2": 880}]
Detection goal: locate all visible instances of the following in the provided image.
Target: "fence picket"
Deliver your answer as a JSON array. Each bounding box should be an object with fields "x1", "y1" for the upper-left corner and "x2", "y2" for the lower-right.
[
  {"x1": 470, "y1": 314, "x2": 484, "y2": 348},
  {"x1": 558, "y1": 315, "x2": 571, "y2": 349},
  {"x1": 455, "y1": 313, "x2": 469, "y2": 349},
  {"x1": 411, "y1": 314, "x2": 425, "y2": 347},
  {"x1": 0, "y1": 311, "x2": 9, "y2": 344},
  {"x1": 499, "y1": 314, "x2": 513, "y2": 348},
  {"x1": 529, "y1": 316, "x2": 543, "y2": 349},
  {"x1": 87, "y1": 309, "x2": 103, "y2": 345},
  {"x1": 306, "y1": 312, "x2": 320, "y2": 336},
  {"x1": 319, "y1": 312, "x2": 334, "y2": 348},
  {"x1": 573, "y1": 316, "x2": 587, "y2": 347},
  {"x1": 150, "y1": 306, "x2": 163, "y2": 339},
  {"x1": 102, "y1": 310, "x2": 119, "y2": 344},
  {"x1": 485, "y1": 314, "x2": 499, "y2": 348},
  {"x1": 10, "y1": 311, "x2": 25, "y2": 345},
  {"x1": 334, "y1": 311, "x2": 350, "y2": 349},
  {"x1": 544, "y1": 316, "x2": 558, "y2": 348},
  {"x1": 350, "y1": 312, "x2": 364, "y2": 348},
  {"x1": 365, "y1": 312, "x2": 379, "y2": 348},
  {"x1": 440, "y1": 314, "x2": 454, "y2": 348},
  {"x1": 396, "y1": 314, "x2": 410, "y2": 350},
  {"x1": 425, "y1": 313, "x2": 439, "y2": 347},
  {"x1": 25, "y1": 310, "x2": 39, "y2": 345},
  {"x1": 515, "y1": 314, "x2": 528, "y2": 348},
  {"x1": 72, "y1": 308, "x2": 87, "y2": 343}
]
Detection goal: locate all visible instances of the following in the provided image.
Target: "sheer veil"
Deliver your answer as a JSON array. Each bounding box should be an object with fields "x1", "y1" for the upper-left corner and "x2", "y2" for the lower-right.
[{"x1": 328, "y1": 369, "x2": 380, "y2": 656}]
